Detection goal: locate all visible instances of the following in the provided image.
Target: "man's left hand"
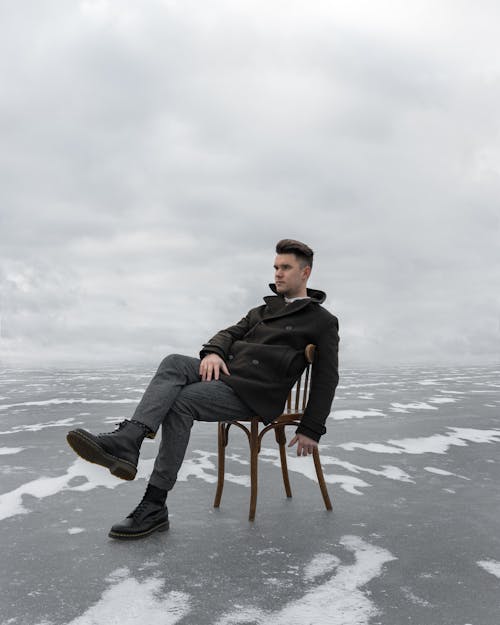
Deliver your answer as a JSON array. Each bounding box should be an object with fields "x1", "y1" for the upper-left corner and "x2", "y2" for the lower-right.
[{"x1": 288, "y1": 433, "x2": 318, "y2": 456}]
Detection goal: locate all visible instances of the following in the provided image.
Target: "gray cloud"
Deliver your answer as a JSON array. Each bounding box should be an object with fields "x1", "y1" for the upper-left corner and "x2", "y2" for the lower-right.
[{"x1": 1, "y1": 0, "x2": 499, "y2": 366}]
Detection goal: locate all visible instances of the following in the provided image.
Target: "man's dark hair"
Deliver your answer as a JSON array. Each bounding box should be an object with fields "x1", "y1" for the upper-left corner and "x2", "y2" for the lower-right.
[{"x1": 275, "y1": 239, "x2": 314, "y2": 268}]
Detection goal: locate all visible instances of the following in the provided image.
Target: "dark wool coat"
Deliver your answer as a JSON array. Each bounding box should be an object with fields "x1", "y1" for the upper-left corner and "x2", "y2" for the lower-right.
[{"x1": 200, "y1": 284, "x2": 339, "y2": 441}]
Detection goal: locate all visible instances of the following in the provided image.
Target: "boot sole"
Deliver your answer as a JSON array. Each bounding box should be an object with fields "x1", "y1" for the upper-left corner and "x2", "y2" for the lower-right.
[
  {"x1": 66, "y1": 429, "x2": 137, "y2": 480},
  {"x1": 108, "y1": 520, "x2": 170, "y2": 540}
]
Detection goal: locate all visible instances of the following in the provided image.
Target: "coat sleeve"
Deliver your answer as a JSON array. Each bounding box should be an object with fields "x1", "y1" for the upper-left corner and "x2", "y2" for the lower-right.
[
  {"x1": 296, "y1": 315, "x2": 339, "y2": 442},
  {"x1": 200, "y1": 314, "x2": 252, "y2": 361}
]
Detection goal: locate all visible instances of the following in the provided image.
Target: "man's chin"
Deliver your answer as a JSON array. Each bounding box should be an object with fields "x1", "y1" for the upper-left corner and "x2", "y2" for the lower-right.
[{"x1": 275, "y1": 285, "x2": 290, "y2": 297}]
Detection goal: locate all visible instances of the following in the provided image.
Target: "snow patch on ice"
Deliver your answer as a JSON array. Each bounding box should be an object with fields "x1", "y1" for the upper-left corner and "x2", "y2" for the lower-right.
[
  {"x1": 176, "y1": 450, "x2": 217, "y2": 484},
  {"x1": 0, "y1": 457, "x2": 154, "y2": 521},
  {"x1": 477, "y1": 559, "x2": 500, "y2": 579},
  {"x1": 0, "y1": 397, "x2": 138, "y2": 411},
  {"x1": 105, "y1": 567, "x2": 130, "y2": 582},
  {"x1": 338, "y1": 442, "x2": 402, "y2": 454},
  {"x1": 339, "y1": 427, "x2": 500, "y2": 455},
  {"x1": 260, "y1": 448, "x2": 413, "y2": 493},
  {"x1": 216, "y1": 535, "x2": 395, "y2": 625},
  {"x1": 390, "y1": 402, "x2": 438, "y2": 413},
  {"x1": 327, "y1": 475, "x2": 371, "y2": 495},
  {"x1": 0, "y1": 417, "x2": 80, "y2": 435},
  {"x1": 304, "y1": 553, "x2": 341, "y2": 581},
  {"x1": 177, "y1": 450, "x2": 251, "y2": 487},
  {"x1": 424, "y1": 467, "x2": 470, "y2": 480},
  {"x1": 223, "y1": 473, "x2": 251, "y2": 486},
  {"x1": 64, "y1": 567, "x2": 190, "y2": 624},
  {"x1": 400, "y1": 586, "x2": 434, "y2": 607},
  {"x1": 68, "y1": 527, "x2": 84, "y2": 534},
  {"x1": 325, "y1": 457, "x2": 414, "y2": 484},
  {"x1": 333, "y1": 409, "x2": 386, "y2": 420},
  {"x1": 428, "y1": 397, "x2": 457, "y2": 404},
  {"x1": 0, "y1": 447, "x2": 25, "y2": 455},
  {"x1": 260, "y1": 449, "x2": 371, "y2": 495}
]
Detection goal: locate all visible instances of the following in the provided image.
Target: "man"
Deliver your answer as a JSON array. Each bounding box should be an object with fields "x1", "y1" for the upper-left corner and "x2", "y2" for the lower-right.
[{"x1": 66, "y1": 239, "x2": 339, "y2": 539}]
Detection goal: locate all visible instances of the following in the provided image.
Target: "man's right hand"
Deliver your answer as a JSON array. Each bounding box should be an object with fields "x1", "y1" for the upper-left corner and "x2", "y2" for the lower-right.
[{"x1": 199, "y1": 353, "x2": 230, "y2": 381}]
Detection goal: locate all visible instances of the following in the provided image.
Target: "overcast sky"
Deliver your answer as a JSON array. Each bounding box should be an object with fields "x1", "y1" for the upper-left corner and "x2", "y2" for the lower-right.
[{"x1": 1, "y1": 0, "x2": 499, "y2": 368}]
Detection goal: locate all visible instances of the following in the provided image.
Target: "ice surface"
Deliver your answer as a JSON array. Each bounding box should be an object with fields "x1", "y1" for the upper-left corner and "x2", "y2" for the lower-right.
[
  {"x1": 2, "y1": 422, "x2": 497, "y2": 521},
  {"x1": 27, "y1": 539, "x2": 393, "y2": 625},
  {"x1": 214, "y1": 535, "x2": 396, "y2": 625},
  {"x1": 2, "y1": 365, "x2": 499, "y2": 625}
]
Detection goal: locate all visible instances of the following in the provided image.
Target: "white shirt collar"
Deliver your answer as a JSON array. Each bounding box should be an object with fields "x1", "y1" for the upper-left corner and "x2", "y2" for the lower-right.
[{"x1": 284, "y1": 296, "x2": 310, "y2": 304}]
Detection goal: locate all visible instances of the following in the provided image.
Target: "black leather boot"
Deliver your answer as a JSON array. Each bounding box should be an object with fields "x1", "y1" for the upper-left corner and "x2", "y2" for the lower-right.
[
  {"x1": 66, "y1": 420, "x2": 152, "y2": 480},
  {"x1": 108, "y1": 499, "x2": 169, "y2": 540}
]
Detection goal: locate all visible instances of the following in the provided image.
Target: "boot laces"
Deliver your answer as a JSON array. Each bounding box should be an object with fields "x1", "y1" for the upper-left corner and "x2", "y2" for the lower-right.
[
  {"x1": 97, "y1": 420, "x2": 128, "y2": 437},
  {"x1": 129, "y1": 499, "x2": 150, "y2": 519},
  {"x1": 96, "y1": 419, "x2": 152, "y2": 439}
]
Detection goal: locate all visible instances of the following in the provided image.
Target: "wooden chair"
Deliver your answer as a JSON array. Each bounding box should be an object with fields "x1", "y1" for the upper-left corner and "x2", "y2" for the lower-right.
[{"x1": 213, "y1": 344, "x2": 333, "y2": 521}]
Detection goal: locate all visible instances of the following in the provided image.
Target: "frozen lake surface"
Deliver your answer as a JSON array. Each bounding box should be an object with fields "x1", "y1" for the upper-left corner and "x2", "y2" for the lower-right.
[{"x1": 1, "y1": 364, "x2": 499, "y2": 625}]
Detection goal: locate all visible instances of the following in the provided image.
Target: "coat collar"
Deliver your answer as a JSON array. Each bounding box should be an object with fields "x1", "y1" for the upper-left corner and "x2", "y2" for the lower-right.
[
  {"x1": 266, "y1": 283, "x2": 326, "y2": 303},
  {"x1": 262, "y1": 283, "x2": 326, "y2": 319}
]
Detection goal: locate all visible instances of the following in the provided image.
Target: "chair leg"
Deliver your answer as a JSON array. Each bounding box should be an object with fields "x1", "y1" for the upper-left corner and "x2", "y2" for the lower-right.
[
  {"x1": 249, "y1": 418, "x2": 259, "y2": 521},
  {"x1": 312, "y1": 447, "x2": 333, "y2": 510},
  {"x1": 213, "y1": 422, "x2": 227, "y2": 508},
  {"x1": 275, "y1": 426, "x2": 292, "y2": 498}
]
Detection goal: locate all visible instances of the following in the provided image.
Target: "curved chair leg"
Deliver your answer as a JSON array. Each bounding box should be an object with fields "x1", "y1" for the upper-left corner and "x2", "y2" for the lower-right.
[
  {"x1": 275, "y1": 425, "x2": 292, "y2": 498},
  {"x1": 312, "y1": 447, "x2": 333, "y2": 510},
  {"x1": 249, "y1": 418, "x2": 259, "y2": 521},
  {"x1": 213, "y1": 422, "x2": 227, "y2": 508}
]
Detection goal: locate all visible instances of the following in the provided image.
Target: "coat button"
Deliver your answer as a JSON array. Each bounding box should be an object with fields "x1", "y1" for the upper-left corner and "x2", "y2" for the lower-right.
[
  {"x1": 252, "y1": 359, "x2": 259, "y2": 365},
  {"x1": 228, "y1": 355, "x2": 234, "y2": 360},
  {"x1": 285, "y1": 325, "x2": 293, "y2": 330}
]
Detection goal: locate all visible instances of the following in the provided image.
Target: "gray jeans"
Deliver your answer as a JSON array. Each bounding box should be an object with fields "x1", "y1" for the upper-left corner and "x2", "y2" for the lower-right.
[{"x1": 132, "y1": 354, "x2": 254, "y2": 491}]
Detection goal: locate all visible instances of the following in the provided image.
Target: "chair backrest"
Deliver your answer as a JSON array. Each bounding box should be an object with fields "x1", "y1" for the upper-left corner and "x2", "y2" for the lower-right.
[{"x1": 285, "y1": 344, "x2": 316, "y2": 414}]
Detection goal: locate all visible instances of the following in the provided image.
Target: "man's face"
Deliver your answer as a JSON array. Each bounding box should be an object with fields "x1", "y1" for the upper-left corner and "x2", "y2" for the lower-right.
[{"x1": 273, "y1": 253, "x2": 311, "y2": 298}]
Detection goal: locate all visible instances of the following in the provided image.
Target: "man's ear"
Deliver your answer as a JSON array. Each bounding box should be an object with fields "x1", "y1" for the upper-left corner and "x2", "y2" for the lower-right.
[{"x1": 303, "y1": 265, "x2": 312, "y2": 280}]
